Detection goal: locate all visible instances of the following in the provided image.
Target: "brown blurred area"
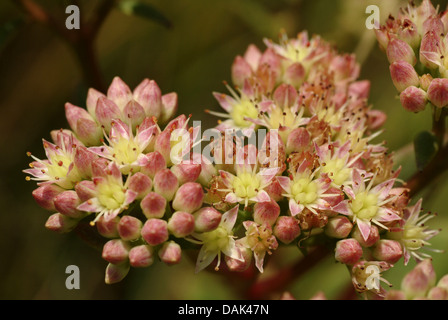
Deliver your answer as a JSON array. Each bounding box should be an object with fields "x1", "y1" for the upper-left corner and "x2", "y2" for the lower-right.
[{"x1": 1, "y1": 0, "x2": 448, "y2": 300}]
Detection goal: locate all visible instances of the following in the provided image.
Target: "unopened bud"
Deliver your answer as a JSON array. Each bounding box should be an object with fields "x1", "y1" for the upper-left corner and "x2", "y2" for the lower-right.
[
  {"x1": 140, "y1": 192, "x2": 167, "y2": 219},
  {"x1": 335, "y1": 239, "x2": 363, "y2": 265},
  {"x1": 401, "y1": 260, "x2": 435, "y2": 299},
  {"x1": 253, "y1": 200, "x2": 280, "y2": 226},
  {"x1": 273, "y1": 216, "x2": 301, "y2": 245},
  {"x1": 387, "y1": 38, "x2": 417, "y2": 65},
  {"x1": 171, "y1": 163, "x2": 201, "y2": 185},
  {"x1": 352, "y1": 224, "x2": 380, "y2": 247},
  {"x1": 400, "y1": 86, "x2": 427, "y2": 113},
  {"x1": 427, "y1": 286, "x2": 448, "y2": 300},
  {"x1": 74, "y1": 146, "x2": 98, "y2": 178},
  {"x1": 225, "y1": 243, "x2": 252, "y2": 272},
  {"x1": 96, "y1": 215, "x2": 120, "y2": 238},
  {"x1": 102, "y1": 239, "x2": 130, "y2": 264},
  {"x1": 118, "y1": 216, "x2": 142, "y2": 241},
  {"x1": 437, "y1": 274, "x2": 448, "y2": 291},
  {"x1": 231, "y1": 56, "x2": 253, "y2": 87},
  {"x1": 141, "y1": 219, "x2": 169, "y2": 246},
  {"x1": 54, "y1": 190, "x2": 85, "y2": 219},
  {"x1": 286, "y1": 127, "x2": 310, "y2": 154},
  {"x1": 153, "y1": 168, "x2": 179, "y2": 201},
  {"x1": 160, "y1": 92, "x2": 178, "y2": 124},
  {"x1": 325, "y1": 215, "x2": 353, "y2": 239},
  {"x1": 264, "y1": 177, "x2": 284, "y2": 202},
  {"x1": 129, "y1": 245, "x2": 154, "y2": 268},
  {"x1": 45, "y1": 213, "x2": 78, "y2": 233},
  {"x1": 140, "y1": 151, "x2": 166, "y2": 179},
  {"x1": 107, "y1": 76, "x2": 132, "y2": 110},
  {"x1": 123, "y1": 100, "x2": 146, "y2": 130},
  {"x1": 32, "y1": 184, "x2": 64, "y2": 211},
  {"x1": 105, "y1": 262, "x2": 130, "y2": 284},
  {"x1": 127, "y1": 172, "x2": 152, "y2": 199},
  {"x1": 284, "y1": 62, "x2": 306, "y2": 88},
  {"x1": 372, "y1": 240, "x2": 403, "y2": 264},
  {"x1": 158, "y1": 241, "x2": 182, "y2": 265},
  {"x1": 420, "y1": 74, "x2": 433, "y2": 91},
  {"x1": 384, "y1": 290, "x2": 407, "y2": 300},
  {"x1": 427, "y1": 78, "x2": 448, "y2": 108},
  {"x1": 348, "y1": 80, "x2": 371, "y2": 100},
  {"x1": 95, "y1": 97, "x2": 122, "y2": 132},
  {"x1": 168, "y1": 211, "x2": 195, "y2": 238},
  {"x1": 193, "y1": 207, "x2": 222, "y2": 232},
  {"x1": 172, "y1": 182, "x2": 204, "y2": 213},
  {"x1": 390, "y1": 61, "x2": 420, "y2": 92}
]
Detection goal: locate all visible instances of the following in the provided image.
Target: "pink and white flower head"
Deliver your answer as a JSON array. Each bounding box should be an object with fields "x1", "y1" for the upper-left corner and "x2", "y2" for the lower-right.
[
  {"x1": 89, "y1": 117, "x2": 158, "y2": 175},
  {"x1": 24, "y1": 132, "x2": 83, "y2": 189},
  {"x1": 209, "y1": 80, "x2": 265, "y2": 130},
  {"x1": 77, "y1": 161, "x2": 138, "y2": 224},
  {"x1": 332, "y1": 169, "x2": 402, "y2": 242},
  {"x1": 277, "y1": 161, "x2": 334, "y2": 217},
  {"x1": 387, "y1": 199, "x2": 440, "y2": 265},
  {"x1": 240, "y1": 221, "x2": 278, "y2": 273},
  {"x1": 314, "y1": 141, "x2": 363, "y2": 187},
  {"x1": 217, "y1": 149, "x2": 278, "y2": 208},
  {"x1": 190, "y1": 205, "x2": 243, "y2": 273},
  {"x1": 264, "y1": 30, "x2": 332, "y2": 85}
]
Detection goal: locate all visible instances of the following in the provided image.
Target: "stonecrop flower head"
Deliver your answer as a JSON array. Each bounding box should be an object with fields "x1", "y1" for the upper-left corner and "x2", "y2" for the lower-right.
[{"x1": 24, "y1": 19, "x2": 444, "y2": 300}]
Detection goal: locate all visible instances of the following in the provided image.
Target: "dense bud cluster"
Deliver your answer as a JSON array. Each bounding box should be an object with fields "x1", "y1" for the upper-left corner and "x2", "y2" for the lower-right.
[{"x1": 25, "y1": 23, "x2": 441, "y2": 297}]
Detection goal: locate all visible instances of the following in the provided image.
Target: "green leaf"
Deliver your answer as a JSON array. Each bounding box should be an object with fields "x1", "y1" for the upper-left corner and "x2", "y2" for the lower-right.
[
  {"x1": 0, "y1": 18, "x2": 24, "y2": 48},
  {"x1": 118, "y1": 0, "x2": 171, "y2": 28},
  {"x1": 414, "y1": 130, "x2": 438, "y2": 171}
]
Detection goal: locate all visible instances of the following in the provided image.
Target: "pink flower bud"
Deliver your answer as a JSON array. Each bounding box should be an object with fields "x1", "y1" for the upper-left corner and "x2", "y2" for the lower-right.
[
  {"x1": 400, "y1": 86, "x2": 427, "y2": 113},
  {"x1": 105, "y1": 262, "x2": 130, "y2": 284},
  {"x1": 423, "y1": 16, "x2": 445, "y2": 35},
  {"x1": 387, "y1": 38, "x2": 417, "y2": 65},
  {"x1": 107, "y1": 76, "x2": 132, "y2": 110},
  {"x1": 273, "y1": 216, "x2": 301, "y2": 244},
  {"x1": 140, "y1": 192, "x2": 167, "y2": 219},
  {"x1": 96, "y1": 215, "x2": 120, "y2": 238},
  {"x1": 129, "y1": 245, "x2": 154, "y2": 268},
  {"x1": 225, "y1": 243, "x2": 252, "y2": 272},
  {"x1": 153, "y1": 168, "x2": 179, "y2": 201},
  {"x1": 273, "y1": 84, "x2": 298, "y2": 109},
  {"x1": 374, "y1": 27, "x2": 389, "y2": 51},
  {"x1": 286, "y1": 127, "x2": 310, "y2": 154},
  {"x1": 335, "y1": 239, "x2": 363, "y2": 265},
  {"x1": 158, "y1": 241, "x2": 182, "y2": 265},
  {"x1": 118, "y1": 216, "x2": 142, "y2": 241},
  {"x1": 127, "y1": 172, "x2": 152, "y2": 199},
  {"x1": 140, "y1": 80, "x2": 163, "y2": 119},
  {"x1": 170, "y1": 163, "x2": 201, "y2": 185},
  {"x1": 192, "y1": 153, "x2": 217, "y2": 187},
  {"x1": 325, "y1": 216, "x2": 353, "y2": 239},
  {"x1": 416, "y1": 259, "x2": 437, "y2": 288},
  {"x1": 193, "y1": 207, "x2": 222, "y2": 232},
  {"x1": 284, "y1": 62, "x2": 306, "y2": 88},
  {"x1": 64, "y1": 103, "x2": 93, "y2": 133},
  {"x1": 420, "y1": 74, "x2": 433, "y2": 91},
  {"x1": 253, "y1": 200, "x2": 280, "y2": 226},
  {"x1": 231, "y1": 56, "x2": 252, "y2": 87},
  {"x1": 372, "y1": 240, "x2": 403, "y2": 264},
  {"x1": 367, "y1": 110, "x2": 387, "y2": 130},
  {"x1": 427, "y1": 287, "x2": 448, "y2": 300},
  {"x1": 32, "y1": 184, "x2": 64, "y2": 211},
  {"x1": 352, "y1": 224, "x2": 379, "y2": 247},
  {"x1": 54, "y1": 190, "x2": 84, "y2": 219},
  {"x1": 168, "y1": 211, "x2": 195, "y2": 238},
  {"x1": 154, "y1": 130, "x2": 172, "y2": 164},
  {"x1": 140, "y1": 151, "x2": 166, "y2": 179},
  {"x1": 401, "y1": 264, "x2": 433, "y2": 299},
  {"x1": 172, "y1": 182, "x2": 204, "y2": 213},
  {"x1": 95, "y1": 97, "x2": 122, "y2": 132},
  {"x1": 86, "y1": 88, "x2": 105, "y2": 116},
  {"x1": 160, "y1": 92, "x2": 178, "y2": 124},
  {"x1": 123, "y1": 100, "x2": 146, "y2": 130},
  {"x1": 389, "y1": 61, "x2": 420, "y2": 92},
  {"x1": 384, "y1": 290, "x2": 407, "y2": 300},
  {"x1": 75, "y1": 180, "x2": 96, "y2": 202},
  {"x1": 427, "y1": 78, "x2": 448, "y2": 108},
  {"x1": 75, "y1": 118, "x2": 102, "y2": 146},
  {"x1": 141, "y1": 218, "x2": 169, "y2": 246},
  {"x1": 398, "y1": 19, "x2": 420, "y2": 49},
  {"x1": 45, "y1": 213, "x2": 78, "y2": 233},
  {"x1": 264, "y1": 177, "x2": 284, "y2": 202},
  {"x1": 74, "y1": 146, "x2": 98, "y2": 179},
  {"x1": 102, "y1": 239, "x2": 131, "y2": 264},
  {"x1": 420, "y1": 31, "x2": 440, "y2": 69}
]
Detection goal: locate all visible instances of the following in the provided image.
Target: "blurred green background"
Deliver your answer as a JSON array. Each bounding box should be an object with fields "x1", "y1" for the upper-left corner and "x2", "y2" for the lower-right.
[{"x1": 1, "y1": 0, "x2": 447, "y2": 300}]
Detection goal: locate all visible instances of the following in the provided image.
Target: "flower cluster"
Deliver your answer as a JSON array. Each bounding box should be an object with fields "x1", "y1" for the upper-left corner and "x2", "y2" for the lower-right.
[
  {"x1": 25, "y1": 28, "x2": 440, "y2": 296},
  {"x1": 375, "y1": 0, "x2": 448, "y2": 112}
]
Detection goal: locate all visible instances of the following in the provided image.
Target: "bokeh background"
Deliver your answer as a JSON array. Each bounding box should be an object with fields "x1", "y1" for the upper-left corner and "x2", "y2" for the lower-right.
[{"x1": 1, "y1": 0, "x2": 448, "y2": 299}]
